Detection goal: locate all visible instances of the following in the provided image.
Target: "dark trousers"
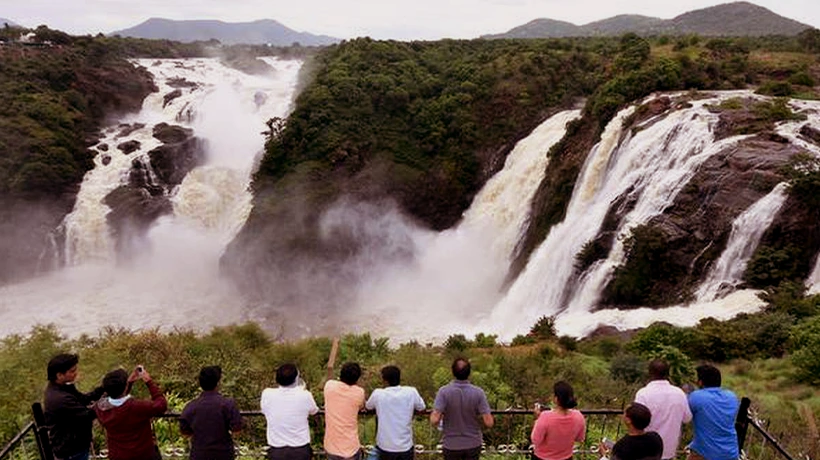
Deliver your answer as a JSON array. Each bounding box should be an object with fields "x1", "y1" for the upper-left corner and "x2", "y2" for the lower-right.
[
  {"x1": 443, "y1": 447, "x2": 482, "y2": 460},
  {"x1": 267, "y1": 444, "x2": 313, "y2": 460},
  {"x1": 378, "y1": 447, "x2": 415, "y2": 460},
  {"x1": 327, "y1": 449, "x2": 364, "y2": 460}
]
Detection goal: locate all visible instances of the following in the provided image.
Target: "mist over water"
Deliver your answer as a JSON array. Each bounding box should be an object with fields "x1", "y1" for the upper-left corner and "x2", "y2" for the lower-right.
[{"x1": 0, "y1": 57, "x2": 302, "y2": 338}]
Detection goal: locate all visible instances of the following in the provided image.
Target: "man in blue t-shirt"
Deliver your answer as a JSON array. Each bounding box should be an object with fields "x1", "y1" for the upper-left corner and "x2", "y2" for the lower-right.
[
  {"x1": 430, "y1": 358, "x2": 494, "y2": 460},
  {"x1": 688, "y1": 365, "x2": 739, "y2": 460}
]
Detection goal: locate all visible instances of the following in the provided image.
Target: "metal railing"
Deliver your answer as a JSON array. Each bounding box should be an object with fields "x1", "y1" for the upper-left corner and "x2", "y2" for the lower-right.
[{"x1": 1, "y1": 399, "x2": 808, "y2": 460}]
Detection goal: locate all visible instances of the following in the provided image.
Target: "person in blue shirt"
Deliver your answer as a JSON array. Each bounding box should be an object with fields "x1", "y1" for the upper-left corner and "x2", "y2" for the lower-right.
[{"x1": 687, "y1": 365, "x2": 740, "y2": 460}]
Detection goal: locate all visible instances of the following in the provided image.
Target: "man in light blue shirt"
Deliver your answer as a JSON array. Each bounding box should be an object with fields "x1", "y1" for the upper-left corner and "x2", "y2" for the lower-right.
[
  {"x1": 688, "y1": 364, "x2": 740, "y2": 460},
  {"x1": 365, "y1": 366, "x2": 426, "y2": 460}
]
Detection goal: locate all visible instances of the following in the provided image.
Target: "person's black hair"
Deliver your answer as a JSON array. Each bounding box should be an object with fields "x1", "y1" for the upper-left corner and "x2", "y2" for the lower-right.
[
  {"x1": 553, "y1": 381, "x2": 578, "y2": 409},
  {"x1": 47, "y1": 353, "x2": 79, "y2": 382},
  {"x1": 381, "y1": 365, "x2": 401, "y2": 386},
  {"x1": 696, "y1": 364, "x2": 721, "y2": 388},
  {"x1": 452, "y1": 357, "x2": 471, "y2": 380},
  {"x1": 276, "y1": 363, "x2": 298, "y2": 386},
  {"x1": 648, "y1": 359, "x2": 670, "y2": 380},
  {"x1": 625, "y1": 402, "x2": 652, "y2": 430},
  {"x1": 340, "y1": 362, "x2": 362, "y2": 385},
  {"x1": 102, "y1": 369, "x2": 129, "y2": 399},
  {"x1": 199, "y1": 365, "x2": 222, "y2": 391}
]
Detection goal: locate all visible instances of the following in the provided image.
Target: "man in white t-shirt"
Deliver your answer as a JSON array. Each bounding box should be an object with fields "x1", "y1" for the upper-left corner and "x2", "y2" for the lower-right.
[
  {"x1": 635, "y1": 359, "x2": 693, "y2": 460},
  {"x1": 261, "y1": 363, "x2": 320, "y2": 460},
  {"x1": 366, "y1": 366, "x2": 426, "y2": 460}
]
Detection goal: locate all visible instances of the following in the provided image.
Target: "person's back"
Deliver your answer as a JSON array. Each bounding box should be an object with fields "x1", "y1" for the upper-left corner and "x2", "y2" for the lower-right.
[
  {"x1": 324, "y1": 362, "x2": 366, "y2": 460},
  {"x1": 531, "y1": 382, "x2": 585, "y2": 460},
  {"x1": 430, "y1": 358, "x2": 494, "y2": 460},
  {"x1": 261, "y1": 363, "x2": 319, "y2": 460},
  {"x1": 688, "y1": 365, "x2": 739, "y2": 460},
  {"x1": 94, "y1": 366, "x2": 167, "y2": 460},
  {"x1": 635, "y1": 360, "x2": 692, "y2": 460},
  {"x1": 180, "y1": 366, "x2": 243, "y2": 460},
  {"x1": 43, "y1": 353, "x2": 104, "y2": 460},
  {"x1": 366, "y1": 366, "x2": 426, "y2": 460},
  {"x1": 604, "y1": 403, "x2": 663, "y2": 460}
]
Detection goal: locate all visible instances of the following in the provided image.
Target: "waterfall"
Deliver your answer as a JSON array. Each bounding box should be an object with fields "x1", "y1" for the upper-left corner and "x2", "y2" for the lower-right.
[
  {"x1": 486, "y1": 93, "x2": 763, "y2": 338},
  {"x1": 696, "y1": 183, "x2": 788, "y2": 302},
  {"x1": 339, "y1": 110, "x2": 582, "y2": 342},
  {"x1": 0, "y1": 57, "x2": 302, "y2": 338}
]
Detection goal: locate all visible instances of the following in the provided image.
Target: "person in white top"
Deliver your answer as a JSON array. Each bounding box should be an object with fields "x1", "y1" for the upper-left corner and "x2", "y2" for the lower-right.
[
  {"x1": 634, "y1": 359, "x2": 693, "y2": 460},
  {"x1": 365, "y1": 366, "x2": 426, "y2": 460},
  {"x1": 261, "y1": 363, "x2": 320, "y2": 460}
]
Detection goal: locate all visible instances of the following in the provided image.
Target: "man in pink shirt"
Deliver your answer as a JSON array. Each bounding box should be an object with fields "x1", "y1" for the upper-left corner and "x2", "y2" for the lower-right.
[
  {"x1": 324, "y1": 362, "x2": 366, "y2": 460},
  {"x1": 635, "y1": 359, "x2": 692, "y2": 460}
]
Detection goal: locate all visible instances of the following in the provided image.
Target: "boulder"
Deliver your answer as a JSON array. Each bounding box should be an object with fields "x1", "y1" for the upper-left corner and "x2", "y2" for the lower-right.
[
  {"x1": 162, "y1": 89, "x2": 182, "y2": 108},
  {"x1": 152, "y1": 122, "x2": 193, "y2": 144},
  {"x1": 117, "y1": 140, "x2": 141, "y2": 155}
]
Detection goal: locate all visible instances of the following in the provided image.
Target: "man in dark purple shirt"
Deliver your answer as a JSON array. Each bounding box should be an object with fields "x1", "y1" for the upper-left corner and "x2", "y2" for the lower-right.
[
  {"x1": 180, "y1": 366, "x2": 244, "y2": 460},
  {"x1": 430, "y1": 358, "x2": 494, "y2": 460}
]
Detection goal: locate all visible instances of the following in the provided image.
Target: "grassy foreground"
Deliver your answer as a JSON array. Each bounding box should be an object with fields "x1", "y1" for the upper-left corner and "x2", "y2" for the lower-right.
[{"x1": 1, "y1": 315, "x2": 819, "y2": 457}]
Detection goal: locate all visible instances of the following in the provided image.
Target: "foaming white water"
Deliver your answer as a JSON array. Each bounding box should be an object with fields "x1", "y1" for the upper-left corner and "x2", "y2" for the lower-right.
[
  {"x1": 0, "y1": 57, "x2": 302, "y2": 338},
  {"x1": 486, "y1": 93, "x2": 763, "y2": 339},
  {"x1": 337, "y1": 111, "x2": 581, "y2": 343},
  {"x1": 555, "y1": 289, "x2": 765, "y2": 337},
  {"x1": 696, "y1": 183, "x2": 788, "y2": 302}
]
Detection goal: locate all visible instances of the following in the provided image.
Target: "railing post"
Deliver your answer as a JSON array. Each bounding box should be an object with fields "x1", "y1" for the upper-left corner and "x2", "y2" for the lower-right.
[
  {"x1": 735, "y1": 397, "x2": 751, "y2": 451},
  {"x1": 31, "y1": 402, "x2": 54, "y2": 460}
]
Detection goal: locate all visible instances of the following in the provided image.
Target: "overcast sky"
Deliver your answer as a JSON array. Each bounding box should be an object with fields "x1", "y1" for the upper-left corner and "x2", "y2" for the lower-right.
[{"x1": 2, "y1": 0, "x2": 818, "y2": 40}]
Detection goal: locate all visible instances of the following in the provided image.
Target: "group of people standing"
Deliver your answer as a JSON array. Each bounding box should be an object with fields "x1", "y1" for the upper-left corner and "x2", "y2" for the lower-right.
[
  {"x1": 41, "y1": 353, "x2": 740, "y2": 460},
  {"x1": 260, "y1": 357, "x2": 492, "y2": 460},
  {"x1": 529, "y1": 360, "x2": 740, "y2": 460}
]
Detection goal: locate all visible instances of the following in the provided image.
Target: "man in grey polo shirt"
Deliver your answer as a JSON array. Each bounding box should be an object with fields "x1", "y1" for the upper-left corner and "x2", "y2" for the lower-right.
[{"x1": 430, "y1": 358, "x2": 494, "y2": 460}]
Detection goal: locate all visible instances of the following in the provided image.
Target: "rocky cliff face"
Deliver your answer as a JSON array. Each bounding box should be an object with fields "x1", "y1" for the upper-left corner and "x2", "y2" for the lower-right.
[
  {"x1": 0, "y1": 53, "x2": 156, "y2": 284},
  {"x1": 103, "y1": 122, "x2": 205, "y2": 261}
]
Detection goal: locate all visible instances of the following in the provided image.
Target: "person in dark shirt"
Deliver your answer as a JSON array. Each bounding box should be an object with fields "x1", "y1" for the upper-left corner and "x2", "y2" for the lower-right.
[
  {"x1": 43, "y1": 353, "x2": 105, "y2": 460},
  {"x1": 601, "y1": 403, "x2": 663, "y2": 460},
  {"x1": 179, "y1": 365, "x2": 244, "y2": 460}
]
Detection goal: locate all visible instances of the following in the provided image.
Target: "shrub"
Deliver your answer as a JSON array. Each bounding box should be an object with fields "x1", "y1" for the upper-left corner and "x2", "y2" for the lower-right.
[
  {"x1": 790, "y1": 316, "x2": 820, "y2": 384},
  {"x1": 609, "y1": 353, "x2": 646, "y2": 383},
  {"x1": 755, "y1": 80, "x2": 794, "y2": 97},
  {"x1": 529, "y1": 316, "x2": 557, "y2": 340}
]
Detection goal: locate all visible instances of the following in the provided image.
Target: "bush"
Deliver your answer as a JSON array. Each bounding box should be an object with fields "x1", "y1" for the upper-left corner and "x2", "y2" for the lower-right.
[
  {"x1": 755, "y1": 80, "x2": 794, "y2": 97},
  {"x1": 790, "y1": 316, "x2": 820, "y2": 384},
  {"x1": 609, "y1": 353, "x2": 646, "y2": 383},
  {"x1": 529, "y1": 316, "x2": 557, "y2": 340}
]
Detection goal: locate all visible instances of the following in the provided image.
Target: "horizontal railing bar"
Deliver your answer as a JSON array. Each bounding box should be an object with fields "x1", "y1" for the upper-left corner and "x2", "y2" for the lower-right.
[
  {"x1": 0, "y1": 422, "x2": 34, "y2": 459},
  {"x1": 153, "y1": 408, "x2": 624, "y2": 418}
]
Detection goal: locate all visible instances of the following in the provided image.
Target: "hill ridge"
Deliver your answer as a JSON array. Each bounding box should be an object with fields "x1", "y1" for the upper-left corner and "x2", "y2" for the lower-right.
[
  {"x1": 111, "y1": 17, "x2": 339, "y2": 46},
  {"x1": 483, "y1": 1, "x2": 811, "y2": 38}
]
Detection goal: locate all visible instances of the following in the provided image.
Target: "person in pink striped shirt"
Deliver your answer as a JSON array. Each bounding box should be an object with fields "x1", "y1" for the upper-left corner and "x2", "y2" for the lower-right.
[{"x1": 530, "y1": 381, "x2": 586, "y2": 460}]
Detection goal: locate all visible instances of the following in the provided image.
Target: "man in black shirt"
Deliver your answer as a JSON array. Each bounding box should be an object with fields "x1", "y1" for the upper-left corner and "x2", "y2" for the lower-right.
[
  {"x1": 601, "y1": 403, "x2": 663, "y2": 460},
  {"x1": 180, "y1": 366, "x2": 244, "y2": 460},
  {"x1": 43, "y1": 353, "x2": 105, "y2": 460}
]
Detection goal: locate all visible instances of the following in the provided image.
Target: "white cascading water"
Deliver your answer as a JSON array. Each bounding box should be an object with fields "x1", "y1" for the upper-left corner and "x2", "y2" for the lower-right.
[
  {"x1": 695, "y1": 183, "x2": 788, "y2": 302},
  {"x1": 487, "y1": 92, "x2": 779, "y2": 339},
  {"x1": 0, "y1": 57, "x2": 302, "y2": 338},
  {"x1": 336, "y1": 110, "x2": 581, "y2": 342}
]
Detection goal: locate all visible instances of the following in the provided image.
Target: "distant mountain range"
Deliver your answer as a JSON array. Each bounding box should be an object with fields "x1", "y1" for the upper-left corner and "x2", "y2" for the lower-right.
[
  {"x1": 483, "y1": 2, "x2": 812, "y2": 39},
  {"x1": 111, "y1": 18, "x2": 339, "y2": 46}
]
